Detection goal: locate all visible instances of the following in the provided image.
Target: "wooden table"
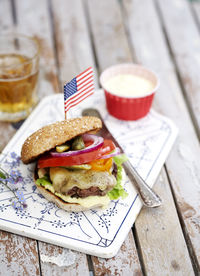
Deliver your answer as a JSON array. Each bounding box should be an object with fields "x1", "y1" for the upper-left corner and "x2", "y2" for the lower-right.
[{"x1": 0, "y1": 0, "x2": 200, "y2": 275}]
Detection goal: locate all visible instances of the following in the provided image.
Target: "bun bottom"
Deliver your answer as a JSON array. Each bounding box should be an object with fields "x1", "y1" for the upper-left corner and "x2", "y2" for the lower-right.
[{"x1": 36, "y1": 185, "x2": 107, "y2": 212}]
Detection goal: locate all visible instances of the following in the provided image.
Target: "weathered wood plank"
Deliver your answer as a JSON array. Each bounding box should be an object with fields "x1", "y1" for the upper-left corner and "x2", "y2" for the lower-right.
[
  {"x1": 51, "y1": 0, "x2": 97, "y2": 88},
  {"x1": 53, "y1": 0, "x2": 141, "y2": 274},
  {"x1": 123, "y1": 0, "x2": 200, "y2": 272},
  {"x1": 49, "y1": 1, "x2": 98, "y2": 273},
  {"x1": 87, "y1": 0, "x2": 132, "y2": 71},
  {"x1": 0, "y1": 122, "x2": 16, "y2": 152},
  {"x1": 88, "y1": 0, "x2": 196, "y2": 274},
  {"x1": 192, "y1": 0, "x2": 200, "y2": 21},
  {"x1": 38, "y1": 242, "x2": 90, "y2": 276},
  {"x1": 136, "y1": 169, "x2": 194, "y2": 275},
  {"x1": 0, "y1": 2, "x2": 41, "y2": 275},
  {"x1": 0, "y1": 0, "x2": 13, "y2": 31},
  {"x1": 156, "y1": 0, "x2": 200, "y2": 136},
  {"x1": 0, "y1": 231, "x2": 40, "y2": 275},
  {"x1": 0, "y1": 0, "x2": 17, "y2": 150},
  {"x1": 85, "y1": 0, "x2": 142, "y2": 274},
  {"x1": 15, "y1": 0, "x2": 90, "y2": 274},
  {"x1": 15, "y1": 0, "x2": 59, "y2": 97},
  {"x1": 92, "y1": 232, "x2": 142, "y2": 276}
]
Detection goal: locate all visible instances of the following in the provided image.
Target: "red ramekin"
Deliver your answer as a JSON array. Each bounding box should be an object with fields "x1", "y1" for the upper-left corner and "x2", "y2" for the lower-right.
[{"x1": 100, "y1": 63, "x2": 159, "y2": 121}]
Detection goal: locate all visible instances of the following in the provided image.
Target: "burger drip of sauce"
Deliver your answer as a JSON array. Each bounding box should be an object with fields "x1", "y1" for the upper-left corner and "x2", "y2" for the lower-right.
[{"x1": 104, "y1": 74, "x2": 155, "y2": 97}]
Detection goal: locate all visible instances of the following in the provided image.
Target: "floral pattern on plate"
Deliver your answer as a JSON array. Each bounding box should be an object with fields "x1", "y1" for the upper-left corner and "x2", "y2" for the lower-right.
[{"x1": 0, "y1": 90, "x2": 178, "y2": 258}]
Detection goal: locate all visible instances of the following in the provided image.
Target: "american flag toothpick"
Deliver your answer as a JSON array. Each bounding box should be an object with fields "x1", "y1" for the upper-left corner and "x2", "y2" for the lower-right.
[{"x1": 64, "y1": 67, "x2": 94, "y2": 119}]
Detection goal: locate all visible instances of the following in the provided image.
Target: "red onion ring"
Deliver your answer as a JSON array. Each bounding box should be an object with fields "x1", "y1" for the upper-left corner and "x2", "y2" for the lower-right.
[
  {"x1": 100, "y1": 147, "x2": 121, "y2": 159},
  {"x1": 50, "y1": 134, "x2": 104, "y2": 157}
]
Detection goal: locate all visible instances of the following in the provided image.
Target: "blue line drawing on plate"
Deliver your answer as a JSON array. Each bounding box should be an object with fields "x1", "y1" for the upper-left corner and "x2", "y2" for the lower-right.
[{"x1": 0, "y1": 92, "x2": 178, "y2": 256}]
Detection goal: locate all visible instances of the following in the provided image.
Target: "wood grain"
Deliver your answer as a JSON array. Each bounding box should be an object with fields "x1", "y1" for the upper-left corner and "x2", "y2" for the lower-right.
[
  {"x1": 86, "y1": 0, "x2": 141, "y2": 274},
  {"x1": 123, "y1": 0, "x2": 200, "y2": 272},
  {"x1": 14, "y1": 0, "x2": 90, "y2": 274},
  {"x1": 38, "y1": 243, "x2": 90, "y2": 276},
  {"x1": 0, "y1": 122, "x2": 16, "y2": 152},
  {"x1": 15, "y1": 0, "x2": 59, "y2": 97},
  {"x1": 51, "y1": 0, "x2": 97, "y2": 88},
  {"x1": 0, "y1": 0, "x2": 13, "y2": 31},
  {"x1": 0, "y1": 0, "x2": 17, "y2": 150},
  {"x1": 0, "y1": 231, "x2": 40, "y2": 275},
  {"x1": 156, "y1": 0, "x2": 200, "y2": 137},
  {"x1": 52, "y1": 0, "x2": 142, "y2": 274},
  {"x1": 1, "y1": 0, "x2": 200, "y2": 274},
  {"x1": 192, "y1": 0, "x2": 200, "y2": 22},
  {"x1": 135, "y1": 169, "x2": 194, "y2": 275},
  {"x1": 87, "y1": 0, "x2": 132, "y2": 72},
  {"x1": 92, "y1": 232, "x2": 142, "y2": 276},
  {"x1": 0, "y1": 2, "x2": 41, "y2": 275},
  {"x1": 87, "y1": 0, "x2": 196, "y2": 274}
]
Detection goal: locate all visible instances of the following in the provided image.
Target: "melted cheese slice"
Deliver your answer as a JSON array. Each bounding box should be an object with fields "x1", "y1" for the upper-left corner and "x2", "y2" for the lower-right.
[{"x1": 49, "y1": 167, "x2": 116, "y2": 194}]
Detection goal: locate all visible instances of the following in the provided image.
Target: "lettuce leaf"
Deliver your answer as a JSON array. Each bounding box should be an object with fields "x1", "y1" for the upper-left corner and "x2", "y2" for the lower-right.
[
  {"x1": 36, "y1": 175, "x2": 52, "y2": 186},
  {"x1": 108, "y1": 154, "x2": 128, "y2": 200},
  {"x1": 113, "y1": 154, "x2": 128, "y2": 166}
]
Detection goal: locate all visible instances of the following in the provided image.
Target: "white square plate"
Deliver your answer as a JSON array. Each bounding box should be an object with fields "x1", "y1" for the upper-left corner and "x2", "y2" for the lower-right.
[{"x1": 0, "y1": 90, "x2": 178, "y2": 258}]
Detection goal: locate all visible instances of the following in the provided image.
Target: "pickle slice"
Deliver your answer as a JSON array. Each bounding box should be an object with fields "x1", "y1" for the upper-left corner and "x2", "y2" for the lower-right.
[
  {"x1": 72, "y1": 136, "x2": 85, "y2": 150},
  {"x1": 56, "y1": 143, "x2": 70, "y2": 152}
]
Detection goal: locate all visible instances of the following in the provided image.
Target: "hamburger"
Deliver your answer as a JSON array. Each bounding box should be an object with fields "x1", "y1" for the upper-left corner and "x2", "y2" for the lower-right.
[{"x1": 21, "y1": 116, "x2": 128, "y2": 211}]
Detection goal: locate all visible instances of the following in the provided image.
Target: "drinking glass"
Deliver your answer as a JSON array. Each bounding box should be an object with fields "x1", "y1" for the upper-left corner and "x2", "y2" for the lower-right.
[{"x1": 0, "y1": 34, "x2": 39, "y2": 122}]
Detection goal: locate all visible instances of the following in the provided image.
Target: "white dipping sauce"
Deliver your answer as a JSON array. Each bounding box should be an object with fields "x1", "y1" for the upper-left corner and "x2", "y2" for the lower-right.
[{"x1": 104, "y1": 74, "x2": 155, "y2": 97}]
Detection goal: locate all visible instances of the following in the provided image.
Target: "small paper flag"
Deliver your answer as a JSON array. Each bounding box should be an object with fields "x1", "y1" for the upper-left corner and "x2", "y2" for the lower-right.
[{"x1": 64, "y1": 67, "x2": 94, "y2": 119}]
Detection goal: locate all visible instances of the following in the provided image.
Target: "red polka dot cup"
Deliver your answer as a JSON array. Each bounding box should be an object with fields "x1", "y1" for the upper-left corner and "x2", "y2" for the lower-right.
[{"x1": 100, "y1": 63, "x2": 159, "y2": 121}]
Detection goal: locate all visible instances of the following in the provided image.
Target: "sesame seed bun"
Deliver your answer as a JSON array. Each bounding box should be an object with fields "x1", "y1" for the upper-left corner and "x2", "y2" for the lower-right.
[{"x1": 21, "y1": 116, "x2": 102, "y2": 164}]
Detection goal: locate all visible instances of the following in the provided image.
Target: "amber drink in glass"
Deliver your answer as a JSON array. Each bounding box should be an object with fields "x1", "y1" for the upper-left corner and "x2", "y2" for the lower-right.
[{"x1": 0, "y1": 34, "x2": 39, "y2": 122}]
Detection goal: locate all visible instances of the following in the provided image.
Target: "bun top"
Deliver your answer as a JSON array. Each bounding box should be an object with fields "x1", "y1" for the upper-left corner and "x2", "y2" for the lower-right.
[{"x1": 21, "y1": 116, "x2": 102, "y2": 164}]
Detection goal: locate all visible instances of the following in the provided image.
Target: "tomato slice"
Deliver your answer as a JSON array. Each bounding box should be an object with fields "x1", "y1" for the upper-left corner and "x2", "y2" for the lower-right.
[{"x1": 38, "y1": 139, "x2": 115, "y2": 168}]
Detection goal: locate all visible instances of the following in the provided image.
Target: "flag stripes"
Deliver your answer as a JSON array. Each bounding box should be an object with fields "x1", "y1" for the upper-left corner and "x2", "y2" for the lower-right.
[{"x1": 64, "y1": 67, "x2": 94, "y2": 117}]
